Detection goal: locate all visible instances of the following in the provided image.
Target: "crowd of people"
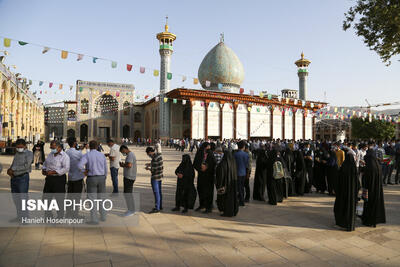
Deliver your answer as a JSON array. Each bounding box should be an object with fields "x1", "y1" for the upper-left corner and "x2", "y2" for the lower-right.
[
  {"x1": 4, "y1": 138, "x2": 139, "y2": 224},
  {"x1": 3, "y1": 136, "x2": 396, "y2": 231},
  {"x1": 170, "y1": 138, "x2": 395, "y2": 231}
]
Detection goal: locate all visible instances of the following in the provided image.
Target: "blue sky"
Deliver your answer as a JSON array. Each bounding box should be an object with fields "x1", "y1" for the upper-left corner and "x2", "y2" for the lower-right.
[{"x1": 0, "y1": 0, "x2": 399, "y2": 107}]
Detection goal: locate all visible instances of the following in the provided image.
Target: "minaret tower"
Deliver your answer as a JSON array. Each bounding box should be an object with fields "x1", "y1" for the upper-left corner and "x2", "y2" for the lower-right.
[
  {"x1": 156, "y1": 16, "x2": 176, "y2": 139},
  {"x1": 294, "y1": 52, "x2": 311, "y2": 101}
]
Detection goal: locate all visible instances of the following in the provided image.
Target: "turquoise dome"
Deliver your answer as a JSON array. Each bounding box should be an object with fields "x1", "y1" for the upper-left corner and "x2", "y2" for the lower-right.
[{"x1": 198, "y1": 42, "x2": 244, "y2": 93}]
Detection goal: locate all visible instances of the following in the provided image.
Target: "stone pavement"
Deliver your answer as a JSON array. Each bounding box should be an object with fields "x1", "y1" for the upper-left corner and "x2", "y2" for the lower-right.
[{"x1": 0, "y1": 146, "x2": 399, "y2": 267}]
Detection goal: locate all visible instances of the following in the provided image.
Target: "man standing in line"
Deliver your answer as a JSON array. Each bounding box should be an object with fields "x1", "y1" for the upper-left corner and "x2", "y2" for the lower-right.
[
  {"x1": 65, "y1": 137, "x2": 85, "y2": 219},
  {"x1": 119, "y1": 145, "x2": 137, "y2": 216},
  {"x1": 145, "y1": 147, "x2": 163, "y2": 213},
  {"x1": 7, "y1": 139, "x2": 33, "y2": 222},
  {"x1": 79, "y1": 140, "x2": 108, "y2": 224},
  {"x1": 234, "y1": 140, "x2": 249, "y2": 206},
  {"x1": 105, "y1": 139, "x2": 120, "y2": 195},
  {"x1": 42, "y1": 140, "x2": 70, "y2": 219},
  {"x1": 244, "y1": 144, "x2": 252, "y2": 202}
]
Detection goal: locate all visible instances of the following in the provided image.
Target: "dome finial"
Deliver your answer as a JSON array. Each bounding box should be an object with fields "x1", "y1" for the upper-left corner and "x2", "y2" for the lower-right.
[
  {"x1": 165, "y1": 15, "x2": 169, "y2": 32},
  {"x1": 301, "y1": 51, "x2": 304, "y2": 59},
  {"x1": 220, "y1": 33, "x2": 224, "y2": 43}
]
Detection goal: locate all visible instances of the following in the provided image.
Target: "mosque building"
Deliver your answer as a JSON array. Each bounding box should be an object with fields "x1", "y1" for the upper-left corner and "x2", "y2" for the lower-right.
[
  {"x1": 47, "y1": 21, "x2": 324, "y2": 142},
  {"x1": 138, "y1": 21, "x2": 324, "y2": 141}
]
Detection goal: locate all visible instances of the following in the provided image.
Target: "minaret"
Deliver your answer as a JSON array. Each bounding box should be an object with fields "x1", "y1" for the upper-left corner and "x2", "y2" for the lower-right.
[
  {"x1": 156, "y1": 17, "x2": 176, "y2": 139},
  {"x1": 294, "y1": 52, "x2": 311, "y2": 101}
]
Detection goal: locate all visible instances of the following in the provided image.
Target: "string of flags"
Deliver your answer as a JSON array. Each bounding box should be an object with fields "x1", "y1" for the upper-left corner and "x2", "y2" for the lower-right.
[
  {"x1": 1, "y1": 35, "x2": 204, "y2": 84},
  {"x1": 315, "y1": 106, "x2": 399, "y2": 123},
  {"x1": 0, "y1": 35, "x2": 310, "y2": 97}
]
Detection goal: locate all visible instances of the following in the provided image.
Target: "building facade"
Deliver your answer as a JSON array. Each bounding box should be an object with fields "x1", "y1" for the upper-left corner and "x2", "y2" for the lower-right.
[
  {"x1": 0, "y1": 62, "x2": 44, "y2": 142},
  {"x1": 139, "y1": 22, "x2": 324, "y2": 141},
  {"x1": 44, "y1": 81, "x2": 144, "y2": 143}
]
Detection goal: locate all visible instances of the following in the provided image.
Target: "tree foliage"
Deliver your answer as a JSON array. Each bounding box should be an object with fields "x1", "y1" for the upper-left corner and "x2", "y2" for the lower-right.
[
  {"x1": 343, "y1": 0, "x2": 400, "y2": 65},
  {"x1": 351, "y1": 117, "x2": 396, "y2": 140}
]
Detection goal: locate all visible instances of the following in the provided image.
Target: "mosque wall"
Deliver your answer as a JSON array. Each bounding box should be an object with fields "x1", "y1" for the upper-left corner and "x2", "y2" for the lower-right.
[
  {"x1": 207, "y1": 102, "x2": 220, "y2": 137},
  {"x1": 284, "y1": 112, "x2": 293, "y2": 140},
  {"x1": 305, "y1": 115, "x2": 312, "y2": 140},
  {"x1": 250, "y1": 106, "x2": 270, "y2": 138},
  {"x1": 222, "y1": 104, "x2": 234, "y2": 139},
  {"x1": 295, "y1": 111, "x2": 303, "y2": 140},
  {"x1": 272, "y1": 108, "x2": 282, "y2": 140},
  {"x1": 236, "y1": 104, "x2": 248, "y2": 140},
  {"x1": 191, "y1": 101, "x2": 205, "y2": 139}
]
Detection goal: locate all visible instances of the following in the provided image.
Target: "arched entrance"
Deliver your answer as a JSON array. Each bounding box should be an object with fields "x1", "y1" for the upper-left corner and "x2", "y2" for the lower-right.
[
  {"x1": 134, "y1": 130, "x2": 141, "y2": 142},
  {"x1": 122, "y1": 125, "x2": 130, "y2": 138},
  {"x1": 67, "y1": 129, "x2": 76, "y2": 138},
  {"x1": 80, "y1": 124, "x2": 88, "y2": 142}
]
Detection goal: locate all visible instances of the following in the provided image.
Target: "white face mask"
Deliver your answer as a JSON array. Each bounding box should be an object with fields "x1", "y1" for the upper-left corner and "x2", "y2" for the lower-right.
[
  {"x1": 16, "y1": 148, "x2": 25, "y2": 153},
  {"x1": 122, "y1": 152, "x2": 127, "y2": 156},
  {"x1": 50, "y1": 149, "x2": 58, "y2": 154}
]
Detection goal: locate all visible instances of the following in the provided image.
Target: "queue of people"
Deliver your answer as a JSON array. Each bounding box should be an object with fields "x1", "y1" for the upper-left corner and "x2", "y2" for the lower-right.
[
  {"x1": 4, "y1": 137, "x2": 395, "y2": 231},
  {"x1": 168, "y1": 138, "x2": 392, "y2": 231}
]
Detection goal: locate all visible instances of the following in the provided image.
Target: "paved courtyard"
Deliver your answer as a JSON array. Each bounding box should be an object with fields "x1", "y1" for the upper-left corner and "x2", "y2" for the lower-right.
[{"x1": 0, "y1": 146, "x2": 400, "y2": 267}]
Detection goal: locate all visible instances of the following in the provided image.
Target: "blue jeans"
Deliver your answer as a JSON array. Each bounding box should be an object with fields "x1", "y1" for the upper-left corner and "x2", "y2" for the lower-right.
[
  {"x1": 10, "y1": 173, "x2": 30, "y2": 218},
  {"x1": 237, "y1": 176, "x2": 246, "y2": 206},
  {"x1": 110, "y1": 167, "x2": 119, "y2": 193},
  {"x1": 151, "y1": 179, "x2": 162, "y2": 210}
]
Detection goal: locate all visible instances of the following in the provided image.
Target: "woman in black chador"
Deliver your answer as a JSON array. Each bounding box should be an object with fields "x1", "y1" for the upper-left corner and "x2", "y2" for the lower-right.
[
  {"x1": 334, "y1": 151, "x2": 360, "y2": 231},
  {"x1": 216, "y1": 151, "x2": 239, "y2": 217},
  {"x1": 294, "y1": 150, "x2": 306, "y2": 196},
  {"x1": 282, "y1": 147, "x2": 295, "y2": 197},
  {"x1": 253, "y1": 147, "x2": 268, "y2": 201},
  {"x1": 361, "y1": 147, "x2": 386, "y2": 227},
  {"x1": 173, "y1": 154, "x2": 196, "y2": 213},
  {"x1": 193, "y1": 142, "x2": 215, "y2": 213},
  {"x1": 326, "y1": 150, "x2": 339, "y2": 196},
  {"x1": 266, "y1": 149, "x2": 285, "y2": 205},
  {"x1": 314, "y1": 147, "x2": 328, "y2": 193}
]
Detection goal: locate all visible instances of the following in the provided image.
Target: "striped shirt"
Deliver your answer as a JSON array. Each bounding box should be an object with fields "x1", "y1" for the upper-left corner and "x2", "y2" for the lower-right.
[{"x1": 150, "y1": 153, "x2": 163, "y2": 180}]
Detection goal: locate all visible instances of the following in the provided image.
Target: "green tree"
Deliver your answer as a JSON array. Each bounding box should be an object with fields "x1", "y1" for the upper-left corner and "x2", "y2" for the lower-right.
[
  {"x1": 343, "y1": 0, "x2": 400, "y2": 65},
  {"x1": 351, "y1": 117, "x2": 396, "y2": 140}
]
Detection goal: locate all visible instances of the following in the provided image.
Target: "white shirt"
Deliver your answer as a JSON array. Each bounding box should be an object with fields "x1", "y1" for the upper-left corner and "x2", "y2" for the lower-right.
[
  {"x1": 43, "y1": 151, "x2": 70, "y2": 176},
  {"x1": 109, "y1": 144, "x2": 121, "y2": 168}
]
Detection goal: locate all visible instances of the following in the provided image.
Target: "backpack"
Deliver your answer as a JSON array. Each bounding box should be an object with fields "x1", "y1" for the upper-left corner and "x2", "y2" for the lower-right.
[{"x1": 273, "y1": 160, "x2": 285, "y2": 179}]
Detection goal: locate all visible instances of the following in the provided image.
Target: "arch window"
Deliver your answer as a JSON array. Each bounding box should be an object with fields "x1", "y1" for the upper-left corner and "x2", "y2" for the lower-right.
[
  {"x1": 134, "y1": 112, "x2": 141, "y2": 122},
  {"x1": 81, "y1": 99, "x2": 89, "y2": 114}
]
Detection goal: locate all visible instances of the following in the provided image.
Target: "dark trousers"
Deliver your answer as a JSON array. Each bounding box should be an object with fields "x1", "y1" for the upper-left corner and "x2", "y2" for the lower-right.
[
  {"x1": 66, "y1": 179, "x2": 83, "y2": 218},
  {"x1": 151, "y1": 179, "x2": 162, "y2": 210},
  {"x1": 10, "y1": 173, "x2": 30, "y2": 219},
  {"x1": 237, "y1": 176, "x2": 246, "y2": 206},
  {"x1": 245, "y1": 169, "x2": 251, "y2": 201},
  {"x1": 110, "y1": 167, "x2": 119, "y2": 193},
  {"x1": 124, "y1": 177, "x2": 135, "y2": 211},
  {"x1": 43, "y1": 175, "x2": 66, "y2": 218},
  {"x1": 395, "y1": 163, "x2": 400, "y2": 183}
]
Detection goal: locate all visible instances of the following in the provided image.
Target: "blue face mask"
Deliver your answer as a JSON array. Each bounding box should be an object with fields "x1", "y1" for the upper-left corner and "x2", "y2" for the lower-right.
[{"x1": 50, "y1": 149, "x2": 58, "y2": 154}]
